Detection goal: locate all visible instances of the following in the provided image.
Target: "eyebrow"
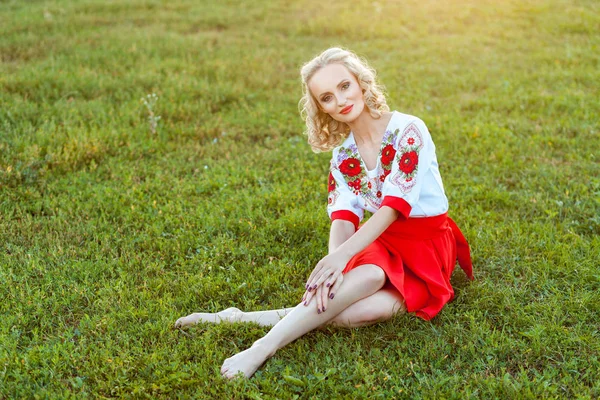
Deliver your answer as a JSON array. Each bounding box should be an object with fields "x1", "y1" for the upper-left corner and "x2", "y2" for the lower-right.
[{"x1": 318, "y1": 79, "x2": 349, "y2": 98}]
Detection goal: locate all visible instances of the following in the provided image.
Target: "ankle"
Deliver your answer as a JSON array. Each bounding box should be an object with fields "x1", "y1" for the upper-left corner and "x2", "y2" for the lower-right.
[{"x1": 252, "y1": 338, "x2": 278, "y2": 358}]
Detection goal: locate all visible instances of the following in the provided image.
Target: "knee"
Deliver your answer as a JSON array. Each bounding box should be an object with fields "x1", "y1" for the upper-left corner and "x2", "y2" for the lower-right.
[{"x1": 362, "y1": 264, "x2": 387, "y2": 289}]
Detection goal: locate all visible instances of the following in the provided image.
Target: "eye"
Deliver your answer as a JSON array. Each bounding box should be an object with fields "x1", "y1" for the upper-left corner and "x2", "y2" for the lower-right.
[
  {"x1": 342, "y1": 82, "x2": 350, "y2": 90},
  {"x1": 322, "y1": 95, "x2": 332, "y2": 102}
]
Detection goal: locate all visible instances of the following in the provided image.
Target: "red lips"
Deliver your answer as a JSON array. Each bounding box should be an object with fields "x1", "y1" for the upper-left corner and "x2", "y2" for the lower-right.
[{"x1": 340, "y1": 105, "x2": 353, "y2": 114}]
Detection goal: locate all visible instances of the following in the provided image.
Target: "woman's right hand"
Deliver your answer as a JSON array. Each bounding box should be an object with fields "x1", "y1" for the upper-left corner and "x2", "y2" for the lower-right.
[{"x1": 301, "y1": 272, "x2": 344, "y2": 314}]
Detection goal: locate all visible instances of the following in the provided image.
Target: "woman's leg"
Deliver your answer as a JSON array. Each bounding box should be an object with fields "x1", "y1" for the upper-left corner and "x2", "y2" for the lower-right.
[
  {"x1": 175, "y1": 306, "x2": 296, "y2": 328},
  {"x1": 220, "y1": 264, "x2": 387, "y2": 379},
  {"x1": 327, "y1": 286, "x2": 406, "y2": 328},
  {"x1": 175, "y1": 284, "x2": 405, "y2": 330}
]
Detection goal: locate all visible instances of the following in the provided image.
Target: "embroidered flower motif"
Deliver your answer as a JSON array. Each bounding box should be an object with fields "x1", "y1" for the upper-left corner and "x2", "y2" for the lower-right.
[
  {"x1": 348, "y1": 178, "x2": 362, "y2": 194},
  {"x1": 339, "y1": 158, "x2": 361, "y2": 177},
  {"x1": 381, "y1": 144, "x2": 396, "y2": 166},
  {"x1": 333, "y1": 129, "x2": 399, "y2": 210},
  {"x1": 328, "y1": 172, "x2": 336, "y2": 193},
  {"x1": 391, "y1": 122, "x2": 425, "y2": 193},
  {"x1": 376, "y1": 191, "x2": 382, "y2": 198},
  {"x1": 399, "y1": 151, "x2": 418, "y2": 175}
]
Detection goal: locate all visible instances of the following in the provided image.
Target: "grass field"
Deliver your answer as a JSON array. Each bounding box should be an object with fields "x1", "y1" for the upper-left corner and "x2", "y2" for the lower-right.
[{"x1": 1, "y1": 0, "x2": 599, "y2": 398}]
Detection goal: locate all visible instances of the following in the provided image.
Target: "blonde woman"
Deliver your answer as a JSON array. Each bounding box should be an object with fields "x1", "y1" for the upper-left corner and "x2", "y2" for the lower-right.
[{"x1": 175, "y1": 47, "x2": 473, "y2": 379}]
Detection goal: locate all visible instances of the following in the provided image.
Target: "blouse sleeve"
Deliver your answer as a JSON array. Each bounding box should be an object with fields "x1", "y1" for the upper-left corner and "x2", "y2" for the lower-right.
[
  {"x1": 380, "y1": 118, "x2": 436, "y2": 219},
  {"x1": 327, "y1": 155, "x2": 364, "y2": 230}
]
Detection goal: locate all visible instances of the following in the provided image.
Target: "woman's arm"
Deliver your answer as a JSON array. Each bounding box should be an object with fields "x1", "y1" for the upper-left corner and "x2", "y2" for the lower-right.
[
  {"x1": 307, "y1": 205, "x2": 400, "y2": 290},
  {"x1": 328, "y1": 219, "x2": 355, "y2": 254},
  {"x1": 302, "y1": 206, "x2": 400, "y2": 313},
  {"x1": 332, "y1": 206, "x2": 399, "y2": 263}
]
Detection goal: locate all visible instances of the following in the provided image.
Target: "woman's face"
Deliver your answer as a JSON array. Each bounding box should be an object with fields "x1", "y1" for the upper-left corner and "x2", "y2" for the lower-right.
[{"x1": 308, "y1": 63, "x2": 365, "y2": 123}]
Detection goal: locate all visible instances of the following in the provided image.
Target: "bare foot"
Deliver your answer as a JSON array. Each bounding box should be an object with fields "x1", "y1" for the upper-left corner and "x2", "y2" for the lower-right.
[
  {"x1": 220, "y1": 341, "x2": 276, "y2": 379},
  {"x1": 174, "y1": 307, "x2": 243, "y2": 328}
]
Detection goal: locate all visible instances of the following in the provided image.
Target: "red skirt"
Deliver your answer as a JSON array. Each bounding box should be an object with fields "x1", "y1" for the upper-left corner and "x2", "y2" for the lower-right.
[{"x1": 342, "y1": 213, "x2": 473, "y2": 320}]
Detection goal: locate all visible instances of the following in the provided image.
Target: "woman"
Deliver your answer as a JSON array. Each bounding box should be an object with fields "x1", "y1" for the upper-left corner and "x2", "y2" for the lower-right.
[{"x1": 175, "y1": 47, "x2": 473, "y2": 379}]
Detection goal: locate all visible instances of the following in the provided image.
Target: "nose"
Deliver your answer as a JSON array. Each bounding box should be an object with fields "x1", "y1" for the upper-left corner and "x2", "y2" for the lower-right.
[{"x1": 336, "y1": 94, "x2": 347, "y2": 106}]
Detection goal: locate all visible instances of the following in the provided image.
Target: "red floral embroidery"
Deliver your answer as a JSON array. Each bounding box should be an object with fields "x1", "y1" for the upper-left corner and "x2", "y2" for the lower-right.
[
  {"x1": 408, "y1": 137, "x2": 415, "y2": 145},
  {"x1": 367, "y1": 181, "x2": 372, "y2": 189},
  {"x1": 328, "y1": 172, "x2": 336, "y2": 192},
  {"x1": 339, "y1": 158, "x2": 362, "y2": 177},
  {"x1": 399, "y1": 151, "x2": 418, "y2": 175},
  {"x1": 380, "y1": 144, "x2": 396, "y2": 166},
  {"x1": 384, "y1": 169, "x2": 391, "y2": 178},
  {"x1": 379, "y1": 175, "x2": 386, "y2": 182},
  {"x1": 376, "y1": 191, "x2": 382, "y2": 198},
  {"x1": 348, "y1": 178, "x2": 362, "y2": 193}
]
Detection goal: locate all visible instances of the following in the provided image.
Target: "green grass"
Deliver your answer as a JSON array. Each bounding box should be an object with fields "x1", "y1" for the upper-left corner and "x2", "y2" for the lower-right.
[{"x1": 1, "y1": 0, "x2": 599, "y2": 398}]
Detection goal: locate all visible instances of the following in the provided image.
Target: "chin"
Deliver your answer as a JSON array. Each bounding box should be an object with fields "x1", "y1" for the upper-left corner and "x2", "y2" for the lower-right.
[{"x1": 344, "y1": 103, "x2": 364, "y2": 120}]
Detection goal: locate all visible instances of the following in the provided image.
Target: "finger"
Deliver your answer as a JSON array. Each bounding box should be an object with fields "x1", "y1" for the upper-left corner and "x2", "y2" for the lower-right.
[
  {"x1": 308, "y1": 268, "x2": 328, "y2": 290},
  {"x1": 321, "y1": 283, "x2": 329, "y2": 312},
  {"x1": 303, "y1": 289, "x2": 314, "y2": 306},
  {"x1": 329, "y1": 274, "x2": 344, "y2": 300},
  {"x1": 314, "y1": 268, "x2": 336, "y2": 289},
  {"x1": 308, "y1": 265, "x2": 327, "y2": 291},
  {"x1": 324, "y1": 269, "x2": 340, "y2": 289},
  {"x1": 316, "y1": 285, "x2": 323, "y2": 314},
  {"x1": 306, "y1": 261, "x2": 324, "y2": 290}
]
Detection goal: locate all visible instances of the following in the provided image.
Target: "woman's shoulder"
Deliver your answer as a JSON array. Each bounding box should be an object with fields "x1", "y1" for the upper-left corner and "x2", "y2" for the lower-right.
[{"x1": 392, "y1": 111, "x2": 427, "y2": 129}]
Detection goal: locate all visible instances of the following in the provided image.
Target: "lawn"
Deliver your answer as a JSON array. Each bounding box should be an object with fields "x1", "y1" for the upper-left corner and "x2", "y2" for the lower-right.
[{"x1": 1, "y1": 0, "x2": 599, "y2": 398}]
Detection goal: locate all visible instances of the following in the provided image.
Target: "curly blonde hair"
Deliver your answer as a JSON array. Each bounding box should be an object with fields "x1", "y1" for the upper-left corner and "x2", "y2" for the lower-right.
[{"x1": 298, "y1": 47, "x2": 390, "y2": 153}]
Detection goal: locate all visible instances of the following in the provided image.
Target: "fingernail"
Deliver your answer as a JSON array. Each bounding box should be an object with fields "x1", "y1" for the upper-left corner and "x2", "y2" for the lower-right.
[
  {"x1": 329, "y1": 293, "x2": 334, "y2": 299},
  {"x1": 326, "y1": 283, "x2": 330, "y2": 287},
  {"x1": 317, "y1": 309, "x2": 321, "y2": 314},
  {"x1": 323, "y1": 307, "x2": 326, "y2": 312},
  {"x1": 304, "y1": 301, "x2": 307, "y2": 306}
]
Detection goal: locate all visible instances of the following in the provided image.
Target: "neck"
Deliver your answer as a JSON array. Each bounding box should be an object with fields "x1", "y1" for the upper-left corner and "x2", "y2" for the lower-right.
[{"x1": 347, "y1": 108, "x2": 386, "y2": 146}]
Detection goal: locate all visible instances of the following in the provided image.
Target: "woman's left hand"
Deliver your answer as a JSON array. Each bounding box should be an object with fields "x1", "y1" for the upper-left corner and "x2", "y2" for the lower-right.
[
  {"x1": 304, "y1": 250, "x2": 349, "y2": 292},
  {"x1": 306, "y1": 251, "x2": 349, "y2": 290},
  {"x1": 301, "y1": 272, "x2": 344, "y2": 313}
]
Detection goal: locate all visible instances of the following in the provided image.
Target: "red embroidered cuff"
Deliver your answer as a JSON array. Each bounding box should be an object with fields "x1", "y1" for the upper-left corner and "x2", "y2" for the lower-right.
[
  {"x1": 331, "y1": 210, "x2": 360, "y2": 230},
  {"x1": 381, "y1": 196, "x2": 412, "y2": 219}
]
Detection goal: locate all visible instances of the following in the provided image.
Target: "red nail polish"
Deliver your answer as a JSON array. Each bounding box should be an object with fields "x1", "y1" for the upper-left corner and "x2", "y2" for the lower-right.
[{"x1": 329, "y1": 293, "x2": 334, "y2": 299}]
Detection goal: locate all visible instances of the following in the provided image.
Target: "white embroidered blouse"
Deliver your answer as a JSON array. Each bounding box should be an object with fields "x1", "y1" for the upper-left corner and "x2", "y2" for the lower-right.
[{"x1": 327, "y1": 111, "x2": 449, "y2": 229}]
